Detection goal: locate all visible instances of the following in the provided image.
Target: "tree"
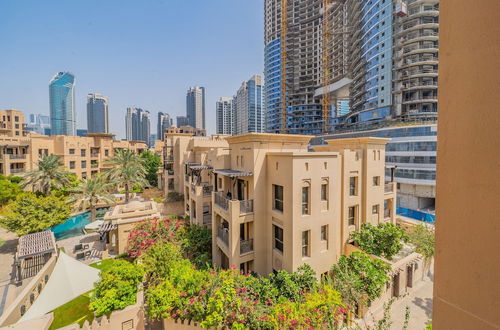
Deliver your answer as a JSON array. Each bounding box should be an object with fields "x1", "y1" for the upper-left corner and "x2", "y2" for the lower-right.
[
  {"x1": 350, "y1": 223, "x2": 408, "y2": 260},
  {"x1": 407, "y1": 224, "x2": 435, "y2": 279},
  {"x1": 105, "y1": 149, "x2": 148, "y2": 202},
  {"x1": 182, "y1": 224, "x2": 212, "y2": 269},
  {"x1": 21, "y1": 154, "x2": 72, "y2": 196},
  {"x1": 140, "y1": 150, "x2": 161, "y2": 187},
  {"x1": 331, "y1": 252, "x2": 390, "y2": 308},
  {"x1": 90, "y1": 260, "x2": 144, "y2": 317},
  {"x1": 0, "y1": 193, "x2": 71, "y2": 235},
  {"x1": 68, "y1": 175, "x2": 115, "y2": 222},
  {"x1": 0, "y1": 176, "x2": 22, "y2": 206}
]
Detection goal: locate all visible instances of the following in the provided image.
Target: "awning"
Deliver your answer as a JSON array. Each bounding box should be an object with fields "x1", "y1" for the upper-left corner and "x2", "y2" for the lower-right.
[
  {"x1": 190, "y1": 165, "x2": 213, "y2": 170},
  {"x1": 213, "y1": 169, "x2": 253, "y2": 177},
  {"x1": 186, "y1": 162, "x2": 201, "y2": 166},
  {"x1": 97, "y1": 222, "x2": 117, "y2": 233},
  {"x1": 17, "y1": 231, "x2": 57, "y2": 259}
]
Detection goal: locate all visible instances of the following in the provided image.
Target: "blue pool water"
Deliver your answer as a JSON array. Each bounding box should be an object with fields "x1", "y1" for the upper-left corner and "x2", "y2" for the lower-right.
[
  {"x1": 396, "y1": 206, "x2": 435, "y2": 224},
  {"x1": 51, "y1": 208, "x2": 109, "y2": 240}
]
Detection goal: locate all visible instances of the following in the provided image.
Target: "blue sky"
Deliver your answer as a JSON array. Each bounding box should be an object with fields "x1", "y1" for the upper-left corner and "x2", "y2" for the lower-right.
[{"x1": 0, "y1": 0, "x2": 264, "y2": 138}]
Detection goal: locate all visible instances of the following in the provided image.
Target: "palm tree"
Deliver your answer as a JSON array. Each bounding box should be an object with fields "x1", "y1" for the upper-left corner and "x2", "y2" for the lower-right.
[
  {"x1": 22, "y1": 154, "x2": 72, "y2": 196},
  {"x1": 68, "y1": 175, "x2": 116, "y2": 222},
  {"x1": 104, "y1": 149, "x2": 148, "y2": 202}
]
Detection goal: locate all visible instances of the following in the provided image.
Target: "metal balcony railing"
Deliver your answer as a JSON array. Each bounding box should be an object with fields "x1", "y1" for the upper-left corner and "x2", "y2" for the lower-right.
[
  {"x1": 10, "y1": 168, "x2": 25, "y2": 173},
  {"x1": 203, "y1": 213, "x2": 211, "y2": 225},
  {"x1": 240, "y1": 238, "x2": 254, "y2": 254},
  {"x1": 91, "y1": 153, "x2": 99, "y2": 158},
  {"x1": 384, "y1": 208, "x2": 392, "y2": 219},
  {"x1": 202, "y1": 184, "x2": 213, "y2": 196},
  {"x1": 217, "y1": 227, "x2": 229, "y2": 246},
  {"x1": 240, "y1": 199, "x2": 254, "y2": 214},
  {"x1": 9, "y1": 154, "x2": 26, "y2": 159},
  {"x1": 214, "y1": 192, "x2": 229, "y2": 211},
  {"x1": 385, "y1": 183, "x2": 395, "y2": 193},
  {"x1": 91, "y1": 163, "x2": 99, "y2": 168},
  {"x1": 167, "y1": 169, "x2": 174, "y2": 175}
]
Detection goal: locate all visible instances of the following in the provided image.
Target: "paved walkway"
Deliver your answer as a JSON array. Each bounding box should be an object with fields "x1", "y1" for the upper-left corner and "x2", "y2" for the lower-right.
[{"x1": 0, "y1": 227, "x2": 18, "y2": 315}]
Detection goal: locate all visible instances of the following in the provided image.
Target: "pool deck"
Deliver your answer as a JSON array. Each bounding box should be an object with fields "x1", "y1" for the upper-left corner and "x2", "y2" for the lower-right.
[{"x1": 56, "y1": 232, "x2": 107, "y2": 264}]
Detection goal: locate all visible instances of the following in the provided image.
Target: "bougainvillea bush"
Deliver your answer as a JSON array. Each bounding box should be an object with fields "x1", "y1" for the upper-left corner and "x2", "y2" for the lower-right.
[
  {"x1": 143, "y1": 242, "x2": 346, "y2": 329},
  {"x1": 127, "y1": 216, "x2": 186, "y2": 259}
]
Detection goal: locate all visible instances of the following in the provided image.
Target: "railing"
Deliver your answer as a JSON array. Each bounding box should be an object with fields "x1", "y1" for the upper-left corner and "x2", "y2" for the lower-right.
[
  {"x1": 217, "y1": 227, "x2": 229, "y2": 246},
  {"x1": 165, "y1": 156, "x2": 174, "y2": 162},
  {"x1": 168, "y1": 184, "x2": 174, "y2": 190},
  {"x1": 10, "y1": 168, "x2": 25, "y2": 173},
  {"x1": 385, "y1": 182, "x2": 395, "y2": 193},
  {"x1": 9, "y1": 154, "x2": 26, "y2": 159},
  {"x1": 203, "y1": 213, "x2": 211, "y2": 225},
  {"x1": 239, "y1": 199, "x2": 254, "y2": 214},
  {"x1": 167, "y1": 170, "x2": 174, "y2": 175},
  {"x1": 91, "y1": 153, "x2": 99, "y2": 158},
  {"x1": 185, "y1": 174, "x2": 190, "y2": 183},
  {"x1": 240, "y1": 238, "x2": 254, "y2": 254},
  {"x1": 91, "y1": 163, "x2": 99, "y2": 168},
  {"x1": 214, "y1": 192, "x2": 229, "y2": 211},
  {"x1": 202, "y1": 184, "x2": 213, "y2": 196},
  {"x1": 384, "y1": 208, "x2": 392, "y2": 219},
  {"x1": 191, "y1": 183, "x2": 195, "y2": 193}
]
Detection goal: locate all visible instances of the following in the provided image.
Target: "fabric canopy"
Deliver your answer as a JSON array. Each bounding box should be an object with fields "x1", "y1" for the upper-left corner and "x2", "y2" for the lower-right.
[
  {"x1": 213, "y1": 169, "x2": 253, "y2": 177},
  {"x1": 19, "y1": 252, "x2": 100, "y2": 322}
]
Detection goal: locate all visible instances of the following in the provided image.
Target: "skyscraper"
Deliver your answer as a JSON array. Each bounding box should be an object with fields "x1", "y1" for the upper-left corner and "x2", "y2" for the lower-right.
[
  {"x1": 234, "y1": 75, "x2": 264, "y2": 135},
  {"x1": 49, "y1": 72, "x2": 76, "y2": 135},
  {"x1": 27, "y1": 114, "x2": 50, "y2": 135},
  {"x1": 87, "y1": 93, "x2": 109, "y2": 134},
  {"x1": 216, "y1": 97, "x2": 234, "y2": 135},
  {"x1": 176, "y1": 116, "x2": 188, "y2": 127},
  {"x1": 186, "y1": 86, "x2": 205, "y2": 129},
  {"x1": 157, "y1": 112, "x2": 173, "y2": 140},
  {"x1": 125, "y1": 107, "x2": 150, "y2": 146}
]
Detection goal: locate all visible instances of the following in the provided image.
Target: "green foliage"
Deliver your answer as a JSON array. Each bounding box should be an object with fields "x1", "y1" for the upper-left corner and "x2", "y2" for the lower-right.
[
  {"x1": 182, "y1": 224, "x2": 212, "y2": 269},
  {"x1": 90, "y1": 260, "x2": 144, "y2": 317},
  {"x1": 425, "y1": 321, "x2": 432, "y2": 330},
  {"x1": 0, "y1": 176, "x2": 22, "y2": 206},
  {"x1": 269, "y1": 264, "x2": 317, "y2": 302},
  {"x1": 21, "y1": 154, "x2": 72, "y2": 196},
  {"x1": 67, "y1": 175, "x2": 115, "y2": 222},
  {"x1": 7, "y1": 176, "x2": 23, "y2": 184},
  {"x1": 350, "y1": 223, "x2": 408, "y2": 260},
  {"x1": 408, "y1": 224, "x2": 435, "y2": 259},
  {"x1": 331, "y1": 252, "x2": 390, "y2": 307},
  {"x1": 167, "y1": 191, "x2": 184, "y2": 202},
  {"x1": 49, "y1": 292, "x2": 94, "y2": 330},
  {"x1": 105, "y1": 149, "x2": 148, "y2": 202},
  {"x1": 52, "y1": 174, "x2": 81, "y2": 197},
  {"x1": 0, "y1": 193, "x2": 70, "y2": 235},
  {"x1": 140, "y1": 150, "x2": 161, "y2": 187}
]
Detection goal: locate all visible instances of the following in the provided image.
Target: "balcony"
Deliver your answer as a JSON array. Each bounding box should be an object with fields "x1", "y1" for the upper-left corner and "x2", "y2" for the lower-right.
[
  {"x1": 384, "y1": 207, "x2": 392, "y2": 220},
  {"x1": 10, "y1": 168, "x2": 25, "y2": 174},
  {"x1": 9, "y1": 154, "x2": 26, "y2": 160},
  {"x1": 214, "y1": 191, "x2": 229, "y2": 211},
  {"x1": 91, "y1": 163, "x2": 99, "y2": 168},
  {"x1": 203, "y1": 213, "x2": 212, "y2": 225},
  {"x1": 240, "y1": 238, "x2": 254, "y2": 255},
  {"x1": 217, "y1": 227, "x2": 229, "y2": 246},
  {"x1": 239, "y1": 199, "x2": 254, "y2": 214},
  {"x1": 91, "y1": 153, "x2": 99, "y2": 158},
  {"x1": 214, "y1": 192, "x2": 254, "y2": 216},
  {"x1": 166, "y1": 169, "x2": 174, "y2": 176},
  {"x1": 165, "y1": 156, "x2": 174, "y2": 163},
  {"x1": 385, "y1": 182, "x2": 395, "y2": 194}
]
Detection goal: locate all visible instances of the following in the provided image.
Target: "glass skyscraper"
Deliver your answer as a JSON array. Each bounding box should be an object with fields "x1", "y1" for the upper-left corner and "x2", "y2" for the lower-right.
[
  {"x1": 87, "y1": 93, "x2": 109, "y2": 134},
  {"x1": 49, "y1": 72, "x2": 76, "y2": 135},
  {"x1": 125, "y1": 107, "x2": 151, "y2": 146},
  {"x1": 186, "y1": 87, "x2": 205, "y2": 129}
]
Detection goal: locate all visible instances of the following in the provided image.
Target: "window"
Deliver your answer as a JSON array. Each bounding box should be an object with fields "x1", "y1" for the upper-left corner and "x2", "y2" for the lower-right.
[
  {"x1": 302, "y1": 186, "x2": 310, "y2": 215},
  {"x1": 218, "y1": 178, "x2": 222, "y2": 189},
  {"x1": 14, "y1": 116, "x2": 19, "y2": 122},
  {"x1": 321, "y1": 183, "x2": 328, "y2": 201},
  {"x1": 104, "y1": 149, "x2": 109, "y2": 156},
  {"x1": 348, "y1": 206, "x2": 356, "y2": 226},
  {"x1": 69, "y1": 161, "x2": 75, "y2": 169},
  {"x1": 69, "y1": 148, "x2": 75, "y2": 155},
  {"x1": 273, "y1": 184, "x2": 283, "y2": 212},
  {"x1": 81, "y1": 149, "x2": 86, "y2": 156},
  {"x1": 273, "y1": 225, "x2": 283, "y2": 252},
  {"x1": 373, "y1": 176, "x2": 380, "y2": 186},
  {"x1": 302, "y1": 231, "x2": 310, "y2": 257},
  {"x1": 349, "y1": 177, "x2": 358, "y2": 196},
  {"x1": 81, "y1": 160, "x2": 87, "y2": 169},
  {"x1": 321, "y1": 225, "x2": 328, "y2": 241},
  {"x1": 372, "y1": 204, "x2": 380, "y2": 215}
]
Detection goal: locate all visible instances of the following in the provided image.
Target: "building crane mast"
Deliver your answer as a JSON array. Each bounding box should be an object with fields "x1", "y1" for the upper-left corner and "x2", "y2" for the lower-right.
[{"x1": 280, "y1": 0, "x2": 288, "y2": 134}]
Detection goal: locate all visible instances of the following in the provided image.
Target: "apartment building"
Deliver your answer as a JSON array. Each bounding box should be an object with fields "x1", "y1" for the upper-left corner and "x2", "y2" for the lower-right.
[{"x1": 0, "y1": 110, "x2": 147, "y2": 178}]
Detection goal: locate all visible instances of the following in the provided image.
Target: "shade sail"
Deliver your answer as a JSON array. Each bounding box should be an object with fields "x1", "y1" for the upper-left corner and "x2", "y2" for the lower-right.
[
  {"x1": 213, "y1": 169, "x2": 253, "y2": 177},
  {"x1": 19, "y1": 252, "x2": 100, "y2": 322}
]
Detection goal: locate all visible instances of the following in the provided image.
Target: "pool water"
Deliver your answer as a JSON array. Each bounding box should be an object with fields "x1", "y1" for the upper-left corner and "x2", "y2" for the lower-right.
[{"x1": 51, "y1": 208, "x2": 109, "y2": 240}]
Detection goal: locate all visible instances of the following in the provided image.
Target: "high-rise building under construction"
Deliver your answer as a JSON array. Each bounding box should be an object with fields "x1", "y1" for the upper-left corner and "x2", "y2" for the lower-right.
[{"x1": 264, "y1": 0, "x2": 439, "y2": 134}]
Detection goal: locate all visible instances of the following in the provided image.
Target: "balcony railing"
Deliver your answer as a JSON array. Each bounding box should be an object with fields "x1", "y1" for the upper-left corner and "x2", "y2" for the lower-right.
[
  {"x1": 240, "y1": 238, "x2": 254, "y2": 254},
  {"x1": 217, "y1": 227, "x2": 229, "y2": 246},
  {"x1": 91, "y1": 153, "x2": 99, "y2": 158},
  {"x1": 214, "y1": 191, "x2": 229, "y2": 211},
  {"x1": 203, "y1": 213, "x2": 211, "y2": 225},
  {"x1": 202, "y1": 184, "x2": 213, "y2": 196},
  {"x1": 165, "y1": 156, "x2": 174, "y2": 162},
  {"x1": 167, "y1": 169, "x2": 174, "y2": 175},
  {"x1": 240, "y1": 199, "x2": 254, "y2": 214},
  {"x1": 10, "y1": 168, "x2": 25, "y2": 173},
  {"x1": 9, "y1": 154, "x2": 26, "y2": 159},
  {"x1": 91, "y1": 163, "x2": 99, "y2": 168},
  {"x1": 384, "y1": 208, "x2": 392, "y2": 219},
  {"x1": 385, "y1": 182, "x2": 395, "y2": 193},
  {"x1": 168, "y1": 184, "x2": 174, "y2": 190},
  {"x1": 185, "y1": 174, "x2": 190, "y2": 183}
]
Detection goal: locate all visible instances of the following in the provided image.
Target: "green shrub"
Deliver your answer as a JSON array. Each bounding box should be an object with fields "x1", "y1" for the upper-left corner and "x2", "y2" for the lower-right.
[{"x1": 350, "y1": 223, "x2": 408, "y2": 259}]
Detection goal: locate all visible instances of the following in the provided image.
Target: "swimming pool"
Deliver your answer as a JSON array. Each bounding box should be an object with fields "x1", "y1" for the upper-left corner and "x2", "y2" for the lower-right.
[{"x1": 51, "y1": 208, "x2": 109, "y2": 240}]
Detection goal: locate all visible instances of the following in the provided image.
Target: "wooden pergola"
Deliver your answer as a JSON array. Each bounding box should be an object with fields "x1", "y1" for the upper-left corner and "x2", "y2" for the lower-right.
[{"x1": 16, "y1": 231, "x2": 57, "y2": 281}]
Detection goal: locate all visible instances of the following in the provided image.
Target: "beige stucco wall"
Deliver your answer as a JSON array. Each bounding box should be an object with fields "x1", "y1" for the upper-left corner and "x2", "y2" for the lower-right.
[{"x1": 433, "y1": 1, "x2": 500, "y2": 329}]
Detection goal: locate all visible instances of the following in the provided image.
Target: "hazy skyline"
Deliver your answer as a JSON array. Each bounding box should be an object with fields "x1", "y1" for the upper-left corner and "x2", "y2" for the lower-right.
[{"x1": 0, "y1": 1, "x2": 264, "y2": 138}]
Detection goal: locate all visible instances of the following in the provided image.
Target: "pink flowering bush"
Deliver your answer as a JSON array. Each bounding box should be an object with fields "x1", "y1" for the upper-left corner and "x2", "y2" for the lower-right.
[{"x1": 127, "y1": 216, "x2": 186, "y2": 259}]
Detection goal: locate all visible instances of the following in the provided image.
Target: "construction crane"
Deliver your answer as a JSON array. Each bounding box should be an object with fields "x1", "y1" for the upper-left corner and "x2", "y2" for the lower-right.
[
  {"x1": 280, "y1": 0, "x2": 288, "y2": 134},
  {"x1": 322, "y1": 0, "x2": 332, "y2": 134}
]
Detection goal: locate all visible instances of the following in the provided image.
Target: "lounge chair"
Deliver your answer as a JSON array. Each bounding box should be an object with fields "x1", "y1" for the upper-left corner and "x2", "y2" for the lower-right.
[
  {"x1": 73, "y1": 244, "x2": 83, "y2": 252},
  {"x1": 75, "y1": 252, "x2": 85, "y2": 260}
]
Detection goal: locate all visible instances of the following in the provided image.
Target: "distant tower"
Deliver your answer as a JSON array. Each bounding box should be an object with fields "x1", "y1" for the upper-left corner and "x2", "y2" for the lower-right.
[
  {"x1": 186, "y1": 86, "x2": 205, "y2": 129},
  {"x1": 233, "y1": 75, "x2": 264, "y2": 134},
  {"x1": 125, "y1": 107, "x2": 150, "y2": 146},
  {"x1": 216, "y1": 97, "x2": 234, "y2": 135},
  {"x1": 49, "y1": 72, "x2": 76, "y2": 135},
  {"x1": 176, "y1": 115, "x2": 189, "y2": 127},
  {"x1": 87, "y1": 93, "x2": 109, "y2": 133},
  {"x1": 157, "y1": 112, "x2": 173, "y2": 140}
]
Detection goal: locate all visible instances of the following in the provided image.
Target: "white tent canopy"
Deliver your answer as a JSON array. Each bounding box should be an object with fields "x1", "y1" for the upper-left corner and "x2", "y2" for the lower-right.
[{"x1": 19, "y1": 252, "x2": 100, "y2": 322}]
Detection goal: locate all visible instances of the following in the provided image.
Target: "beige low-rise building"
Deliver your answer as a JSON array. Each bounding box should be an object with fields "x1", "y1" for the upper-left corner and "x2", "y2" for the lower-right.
[{"x1": 0, "y1": 109, "x2": 148, "y2": 179}]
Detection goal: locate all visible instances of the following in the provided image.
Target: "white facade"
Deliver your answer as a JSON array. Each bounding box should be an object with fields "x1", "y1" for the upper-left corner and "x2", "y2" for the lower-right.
[
  {"x1": 234, "y1": 75, "x2": 264, "y2": 135},
  {"x1": 216, "y1": 97, "x2": 234, "y2": 135}
]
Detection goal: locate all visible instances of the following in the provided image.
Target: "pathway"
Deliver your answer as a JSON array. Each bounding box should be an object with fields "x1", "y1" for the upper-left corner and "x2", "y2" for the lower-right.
[{"x1": 0, "y1": 227, "x2": 18, "y2": 315}]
